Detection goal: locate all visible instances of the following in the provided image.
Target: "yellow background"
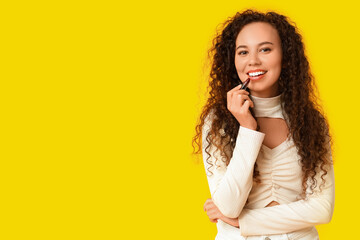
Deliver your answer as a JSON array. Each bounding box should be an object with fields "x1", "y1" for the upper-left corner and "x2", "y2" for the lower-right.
[{"x1": 1, "y1": 0, "x2": 358, "y2": 239}]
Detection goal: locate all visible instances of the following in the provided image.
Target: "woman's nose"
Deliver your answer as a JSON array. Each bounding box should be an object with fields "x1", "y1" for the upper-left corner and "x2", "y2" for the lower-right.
[{"x1": 248, "y1": 53, "x2": 261, "y2": 66}]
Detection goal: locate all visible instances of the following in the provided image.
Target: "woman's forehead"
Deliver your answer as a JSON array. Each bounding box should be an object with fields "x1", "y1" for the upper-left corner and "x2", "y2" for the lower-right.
[{"x1": 235, "y1": 22, "x2": 280, "y2": 46}]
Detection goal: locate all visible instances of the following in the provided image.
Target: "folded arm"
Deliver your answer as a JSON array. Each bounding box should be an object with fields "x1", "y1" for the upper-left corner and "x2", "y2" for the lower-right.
[
  {"x1": 238, "y1": 164, "x2": 335, "y2": 236},
  {"x1": 202, "y1": 115, "x2": 265, "y2": 218}
]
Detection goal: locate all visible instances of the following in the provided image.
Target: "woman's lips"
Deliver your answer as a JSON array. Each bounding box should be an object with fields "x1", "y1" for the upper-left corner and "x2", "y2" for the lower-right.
[{"x1": 247, "y1": 71, "x2": 267, "y2": 81}]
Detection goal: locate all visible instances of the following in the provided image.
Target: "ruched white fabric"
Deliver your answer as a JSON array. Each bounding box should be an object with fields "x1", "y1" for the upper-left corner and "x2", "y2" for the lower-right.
[{"x1": 202, "y1": 94, "x2": 335, "y2": 239}]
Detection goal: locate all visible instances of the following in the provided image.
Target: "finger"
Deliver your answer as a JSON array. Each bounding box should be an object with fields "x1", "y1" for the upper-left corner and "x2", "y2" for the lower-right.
[
  {"x1": 204, "y1": 202, "x2": 214, "y2": 212},
  {"x1": 207, "y1": 209, "x2": 219, "y2": 216},
  {"x1": 237, "y1": 96, "x2": 254, "y2": 109},
  {"x1": 207, "y1": 211, "x2": 218, "y2": 220},
  {"x1": 230, "y1": 83, "x2": 243, "y2": 92},
  {"x1": 227, "y1": 83, "x2": 243, "y2": 97},
  {"x1": 205, "y1": 204, "x2": 218, "y2": 215},
  {"x1": 207, "y1": 215, "x2": 218, "y2": 223},
  {"x1": 249, "y1": 99, "x2": 254, "y2": 108},
  {"x1": 204, "y1": 202, "x2": 208, "y2": 211},
  {"x1": 242, "y1": 98, "x2": 253, "y2": 110},
  {"x1": 245, "y1": 98, "x2": 254, "y2": 108},
  {"x1": 230, "y1": 89, "x2": 249, "y2": 100},
  {"x1": 232, "y1": 89, "x2": 249, "y2": 95},
  {"x1": 239, "y1": 95, "x2": 254, "y2": 108},
  {"x1": 234, "y1": 94, "x2": 252, "y2": 107},
  {"x1": 203, "y1": 198, "x2": 213, "y2": 211},
  {"x1": 207, "y1": 210, "x2": 222, "y2": 221},
  {"x1": 228, "y1": 89, "x2": 249, "y2": 110},
  {"x1": 232, "y1": 91, "x2": 250, "y2": 103}
]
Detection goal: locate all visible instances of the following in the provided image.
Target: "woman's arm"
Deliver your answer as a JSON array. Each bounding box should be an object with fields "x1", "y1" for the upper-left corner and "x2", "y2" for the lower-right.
[
  {"x1": 203, "y1": 198, "x2": 240, "y2": 227},
  {"x1": 204, "y1": 198, "x2": 279, "y2": 227},
  {"x1": 202, "y1": 114, "x2": 265, "y2": 218},
  {"x1": 237, "y1": 164, "x2": 335, "y2": 236}
]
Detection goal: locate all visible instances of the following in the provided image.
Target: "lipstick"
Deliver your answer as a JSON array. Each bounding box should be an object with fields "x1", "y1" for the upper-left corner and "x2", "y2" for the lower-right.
[{"x1": 240, "y1": 78, "x2": 250, "y2": 90}]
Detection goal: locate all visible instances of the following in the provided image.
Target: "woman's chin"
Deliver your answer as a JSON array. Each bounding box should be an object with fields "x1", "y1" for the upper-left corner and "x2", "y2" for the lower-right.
[{"x1": 249, "y1": 81, "x2": 280, "y2": 97}]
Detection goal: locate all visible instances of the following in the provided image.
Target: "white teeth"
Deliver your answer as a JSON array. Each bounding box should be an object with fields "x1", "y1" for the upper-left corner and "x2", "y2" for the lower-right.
[{"x1": 248, "y1": 71, "x2": 266, "y2": 77}]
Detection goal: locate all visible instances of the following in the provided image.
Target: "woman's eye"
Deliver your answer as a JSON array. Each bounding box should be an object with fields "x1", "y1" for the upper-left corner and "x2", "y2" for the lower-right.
[
  {"x1": 261, "y1": 48, "x2": 271, "y2": 53},
  {"x1": 238, "y1": 51, "x2": 248, "y2": 55}
]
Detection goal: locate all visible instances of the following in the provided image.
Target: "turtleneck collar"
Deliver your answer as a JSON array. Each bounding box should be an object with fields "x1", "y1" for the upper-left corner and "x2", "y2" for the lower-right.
[{"x1": 251, "y1": 94, "x2": 284, "y2": 119}]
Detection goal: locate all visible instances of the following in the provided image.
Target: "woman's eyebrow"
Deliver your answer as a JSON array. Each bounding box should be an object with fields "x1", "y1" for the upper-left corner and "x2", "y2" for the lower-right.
[{"x1": 236, "y1": 41, "x2": 274, "y2": 50}]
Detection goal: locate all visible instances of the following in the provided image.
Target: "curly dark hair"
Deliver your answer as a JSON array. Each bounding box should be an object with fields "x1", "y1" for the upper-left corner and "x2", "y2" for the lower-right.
[{"x1": 192, "y1": 9, "x2": 333, "y2": 197}]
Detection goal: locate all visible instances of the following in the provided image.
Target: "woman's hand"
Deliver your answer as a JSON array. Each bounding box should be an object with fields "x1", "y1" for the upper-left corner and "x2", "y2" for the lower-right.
[
  {"x1": 227, "y1": 84, "x2": 257, "y2": 130},
  {"x1": 204, "y1": 198, "x2": 239, "y2": 228}
]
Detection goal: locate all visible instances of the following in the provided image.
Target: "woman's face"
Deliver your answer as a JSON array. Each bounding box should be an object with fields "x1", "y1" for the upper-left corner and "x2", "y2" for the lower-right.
[{"x1": 234, "y1": 22, "x2": 282, "y2": 98}]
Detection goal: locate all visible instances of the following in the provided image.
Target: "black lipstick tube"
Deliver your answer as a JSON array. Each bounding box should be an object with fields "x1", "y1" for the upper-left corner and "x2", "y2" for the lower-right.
[{"x1": 240, "y1": 78, "x2": 250, "y2": 90}]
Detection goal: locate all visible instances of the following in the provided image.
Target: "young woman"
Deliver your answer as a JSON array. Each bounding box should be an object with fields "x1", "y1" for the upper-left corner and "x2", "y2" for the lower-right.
[{"x1": 192, "y1": 10, "x2": 335, "y2": 239}]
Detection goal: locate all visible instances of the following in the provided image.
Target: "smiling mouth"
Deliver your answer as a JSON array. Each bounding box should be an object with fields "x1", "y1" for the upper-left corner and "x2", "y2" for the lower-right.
[{"x1": 247, "y1": 71, "x2": 268, "y2": 77}]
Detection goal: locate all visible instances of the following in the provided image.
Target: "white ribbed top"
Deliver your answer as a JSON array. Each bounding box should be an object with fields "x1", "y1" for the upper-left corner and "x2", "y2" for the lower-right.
[
  {"x1": 251, "y1": 94, "x2": 284, "y2": 119},
  {"x1": 246, "y1": 95, "x2": 302, "y2": 208},
  {"x1": 202, "y1": 96, "x2": 334, "y2": 239}
]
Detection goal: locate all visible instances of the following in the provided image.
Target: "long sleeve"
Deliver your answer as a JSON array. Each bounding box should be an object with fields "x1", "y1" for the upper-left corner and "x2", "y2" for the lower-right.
[
  {"x1": 238, "y1": 162, "x2": 335, "y2": 236},
  {"x1": 202, "y1": 115, "x2": 265, "y2": 218}
]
